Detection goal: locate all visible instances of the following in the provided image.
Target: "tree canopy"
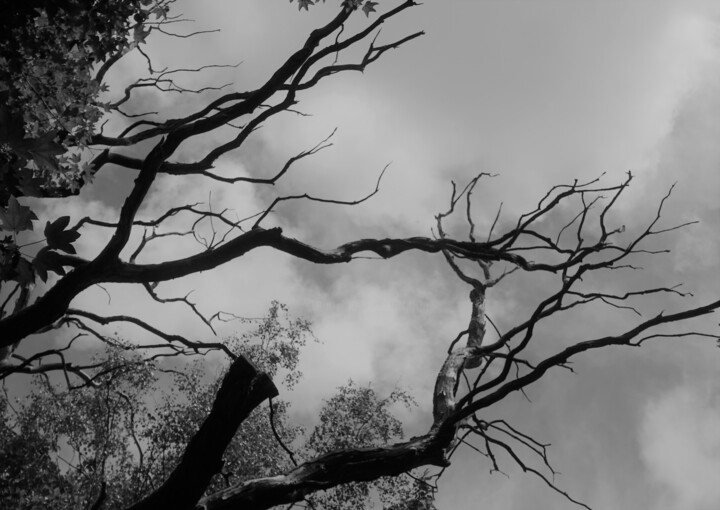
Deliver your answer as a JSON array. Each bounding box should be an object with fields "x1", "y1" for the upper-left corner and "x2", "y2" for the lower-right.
[
  {"x1": 2, "y1": 302, "x2": 435, "y2": 509},
  {"x1": 1, "y1": 1, "x2": 718, "y2": 509}
]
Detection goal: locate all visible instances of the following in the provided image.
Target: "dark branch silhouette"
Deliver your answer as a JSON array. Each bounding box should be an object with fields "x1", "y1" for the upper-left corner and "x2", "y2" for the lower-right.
[{"x1": 1, "y1": 2, "x2": 718, "y2": 510}]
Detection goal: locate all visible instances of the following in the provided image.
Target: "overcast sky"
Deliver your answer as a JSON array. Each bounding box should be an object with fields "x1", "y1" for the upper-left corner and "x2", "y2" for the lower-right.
[{"x1": 21, "y1": 1, "x2": 720, "y2": 508}]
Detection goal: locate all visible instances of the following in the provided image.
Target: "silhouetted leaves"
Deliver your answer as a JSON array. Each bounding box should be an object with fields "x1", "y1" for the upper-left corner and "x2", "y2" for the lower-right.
[
  {"x1": 362, "y1": 1, "x2": 379, "y2": 16},
  {"x1": 0, "y1": 196, "x2": 37, "y2": 233},
  {"x1": 33, "y1": 247, "x2": 68, "y2": 282},
  {"x1": 44, "y1": 216, "x2": 80, "y2": 254}
]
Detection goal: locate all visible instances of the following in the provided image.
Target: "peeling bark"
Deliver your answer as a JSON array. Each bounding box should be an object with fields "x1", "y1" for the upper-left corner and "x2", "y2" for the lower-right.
[
  {"x1": 432, "y1": 349, "x2": 468, "y2": 426},
  {"x1": 196, "y1": 432, "x2": 452, "y2": 510},
  {"x1": 463, "y1": 287, "x2": 487, "y2": 369}
]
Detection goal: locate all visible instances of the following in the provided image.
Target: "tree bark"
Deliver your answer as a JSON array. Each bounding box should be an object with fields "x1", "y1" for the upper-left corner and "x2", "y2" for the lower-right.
[
  {"x1": 196, "y1": 432, "x2": 453, "y2": 510},
  {"x1": 128, "y1": 355, "x2": 278, "y2": 510}
]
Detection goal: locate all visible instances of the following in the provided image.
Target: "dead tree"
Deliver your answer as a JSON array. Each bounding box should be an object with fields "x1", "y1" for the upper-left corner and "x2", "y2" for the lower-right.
[{"x1": 0, "y1": 2, "x2": 718, "y2": 509}]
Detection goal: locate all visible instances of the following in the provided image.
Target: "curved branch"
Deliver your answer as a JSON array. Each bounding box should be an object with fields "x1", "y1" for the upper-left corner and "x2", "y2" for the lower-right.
[
  {"x1": 447, "y1": 298, "x2": 720, "y2": 430},
  {"x1": 0, "y1": 215, "x2": 672, "y2": 349},
  {"x1": 197, "y1": 431, "x2": 452, "y2": 510},
  {"x1": 65, "y1": 309, "x2": 235, "y2": 359}
]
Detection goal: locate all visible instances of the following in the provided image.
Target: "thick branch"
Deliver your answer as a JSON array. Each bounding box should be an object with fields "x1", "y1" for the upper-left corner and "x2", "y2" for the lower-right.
[
  {"x1": 92, "y1": 231, "x2": 539, "y2": 288},
  {"x1": 0, "y1": 226, "x2": 646, "y2": 348},
  {"x1": 197, "y1": 431, "x2": 452, "y2": 510},
  {"x1": 129, "y1": 355, "x2": 278, "y2": 510}
]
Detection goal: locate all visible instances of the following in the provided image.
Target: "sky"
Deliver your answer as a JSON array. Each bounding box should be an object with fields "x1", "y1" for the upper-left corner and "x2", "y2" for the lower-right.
[{"x1": 12, "y1": 1, "x2": 720, "y2": 509}]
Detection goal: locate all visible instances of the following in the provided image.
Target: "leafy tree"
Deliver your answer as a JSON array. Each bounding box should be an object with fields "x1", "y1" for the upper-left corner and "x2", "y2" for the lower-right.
[
  {"x1": 1, "y1": 303, "x2": 433, "y2": 509},
  {"x1": 0, "y1": 0, "x2": 172, "y2": 201},
  {"x1": 1, "y1": 1, "x2": 718, "y2": 509},
  {"x1": 0, "y1": 393, "x2": 72, "y2": 508}
]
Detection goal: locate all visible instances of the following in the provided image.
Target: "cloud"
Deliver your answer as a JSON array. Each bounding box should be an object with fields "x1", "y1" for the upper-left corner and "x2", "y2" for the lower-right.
[
  {"x1": 289, "y1": 257, "x2": 470, "y2": 418},
  {"x1": 9, "y1": 2, "x2": 720, "y2": 508},
  {"x1": 640, "y1": 384, "x2": 720, "y2": 510}
]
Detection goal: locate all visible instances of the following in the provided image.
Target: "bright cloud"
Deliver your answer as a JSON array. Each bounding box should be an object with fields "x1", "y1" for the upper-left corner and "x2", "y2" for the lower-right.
[{"x1": 640, "y1": 384, "x2": 720, "y2": 510}]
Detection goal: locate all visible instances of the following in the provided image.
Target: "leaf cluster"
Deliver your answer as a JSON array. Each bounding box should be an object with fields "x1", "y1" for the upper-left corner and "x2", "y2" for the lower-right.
[
  {"x1": 303, "y1": 383, "x2": 435, "y2": 509},
  {"x1": 1, "y1": 301, "x2": 435, "y2": 509},
  {"x1": 291, "y1": 0, "x2": 379, "y2": 16},
  {"x1": 0, "y1": 302, "x2": 308, "y2": 508},
  {"x1": 0, "y1": 0, "x2": 169, "y2": 201},
  {"x1": 0, "y1": 203, "x2": 80, "y2": 286}
]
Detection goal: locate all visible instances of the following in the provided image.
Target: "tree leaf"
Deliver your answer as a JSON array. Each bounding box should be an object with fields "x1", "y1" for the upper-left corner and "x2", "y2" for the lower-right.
[
  {"x1": 44, "y1": 216, "x2": 80, "y2": 254},
  {"x1": 296, "y1": 0, "x2": 314, "y2": 11},
  {"x1": 30, "y1": 131, "x2": 66, "y2": 156},
  {"x1": 10, "y1": 132, "x2": 66, "y2": 173},
  {"x1": 0, "y1": 196, "x2": 38, "y2": 232},
  {"x1": 16, "y1": 169, "x2": 46, "y2": 197},
  {"x1": 133, "y1": 24, "x2": 151, "y2": 43},
  {"x1": 33, "y1": 247, "x2": 67, "y2": 282},
  {"x1": 362, "y1": 1, "x2": 378, "y2": 16},
  {"x1": 13, "y1": 257, "x2": 35, "y2": 285},
  {"x1": 29, "y1": 151, "x2": 60, "y2": 172},
  {"x1": 10, "y1": 131, "x2": 65, "y2": 158}
]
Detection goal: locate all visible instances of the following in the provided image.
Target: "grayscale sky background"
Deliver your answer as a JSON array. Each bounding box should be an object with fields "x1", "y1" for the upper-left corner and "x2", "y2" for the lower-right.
[{"x1": 24, "y1": 1, "x2": 720, "y2": 509}]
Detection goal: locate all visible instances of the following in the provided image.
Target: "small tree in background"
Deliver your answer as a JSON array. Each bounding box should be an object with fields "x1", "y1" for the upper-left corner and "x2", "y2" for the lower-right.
[{"x1": 1, "y1": 303, "x2": 434, "y2": 509}]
